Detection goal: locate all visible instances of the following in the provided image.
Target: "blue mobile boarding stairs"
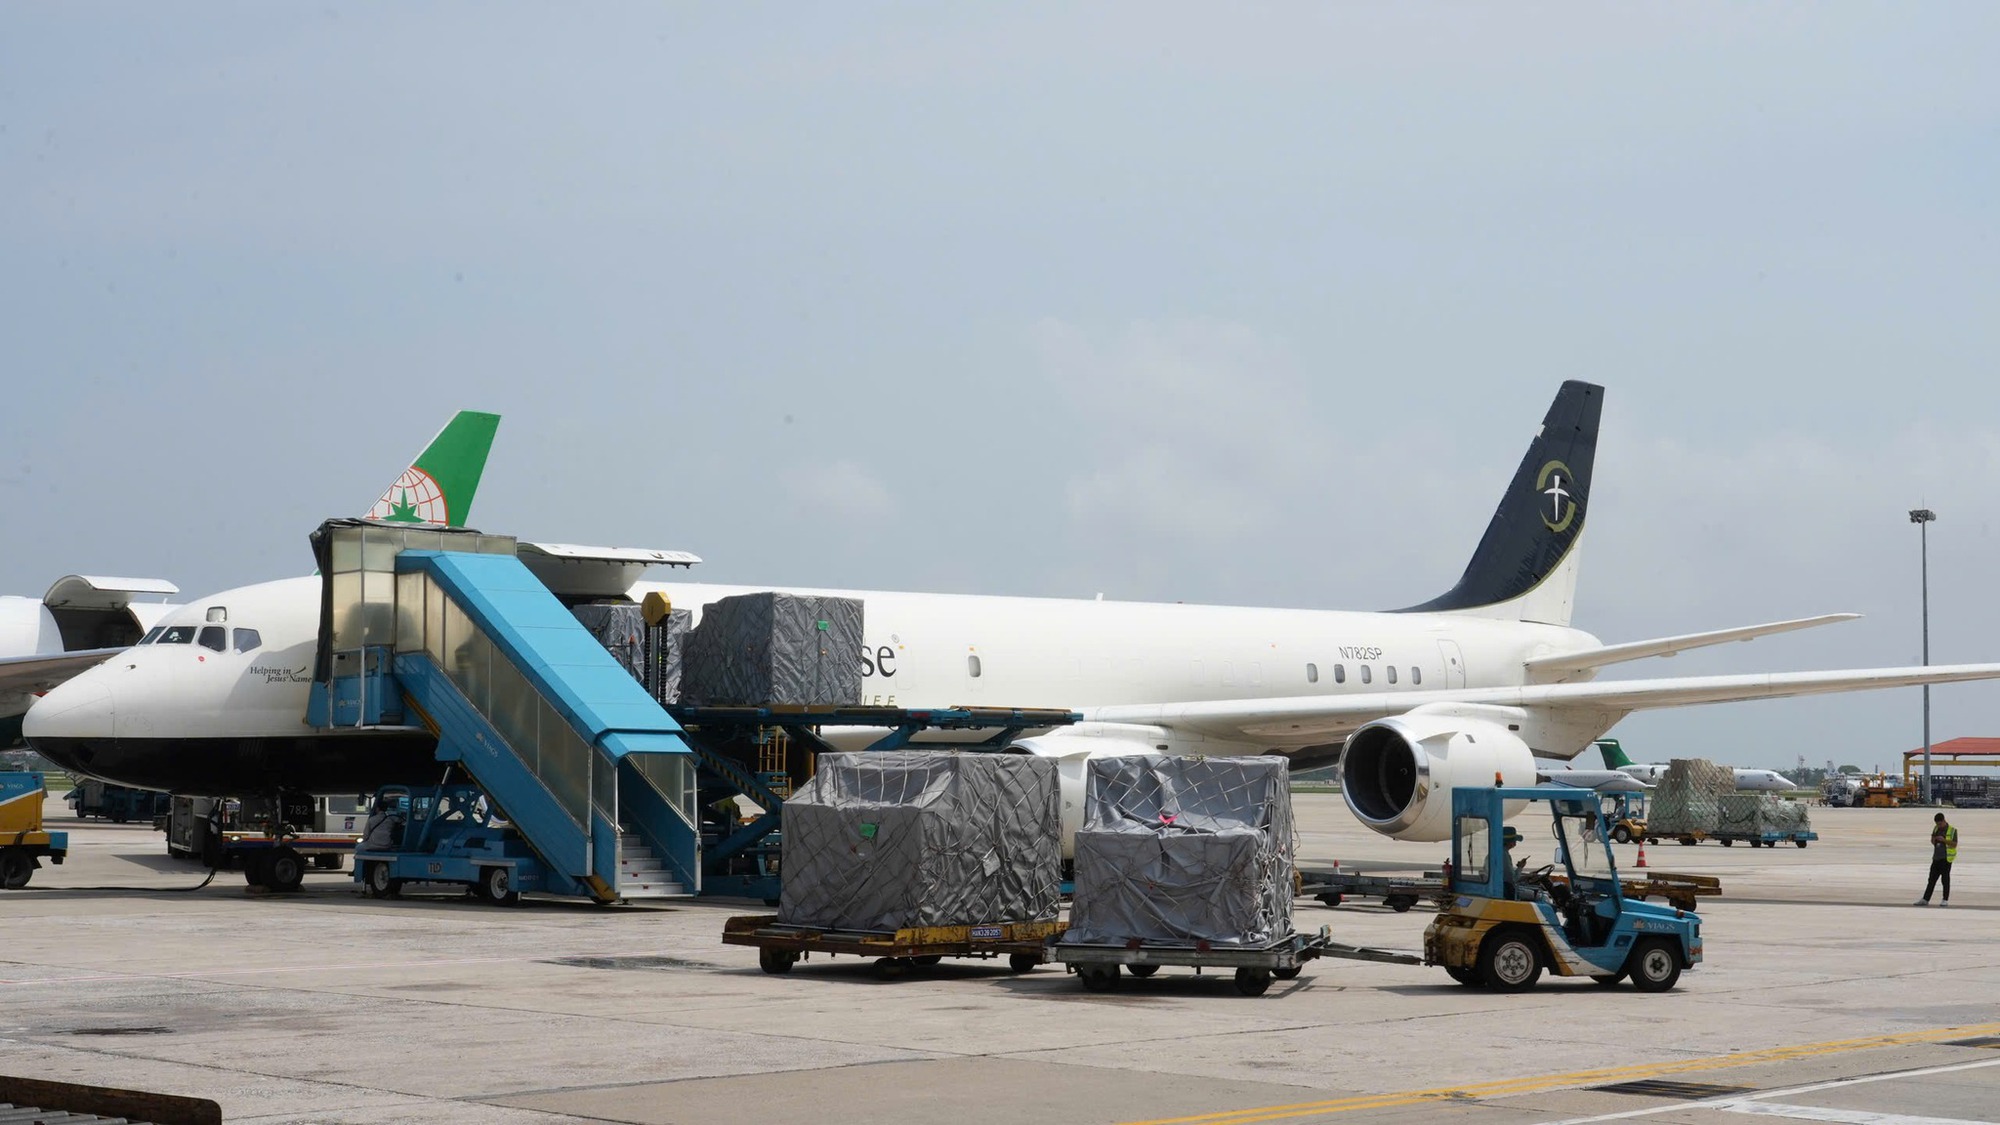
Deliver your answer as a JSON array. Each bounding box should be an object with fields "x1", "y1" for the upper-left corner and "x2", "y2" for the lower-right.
[{"x1": 307, "y1": 519, "x2": 700, "y2": 905}]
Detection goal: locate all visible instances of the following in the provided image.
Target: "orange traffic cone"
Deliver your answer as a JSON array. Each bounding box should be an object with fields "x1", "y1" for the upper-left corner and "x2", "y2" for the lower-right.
[{"x1": 1635, "y1": 838, "x2": 1649, "y2": 869}]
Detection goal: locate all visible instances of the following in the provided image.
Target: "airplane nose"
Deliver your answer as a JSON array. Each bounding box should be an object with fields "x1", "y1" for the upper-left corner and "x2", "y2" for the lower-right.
[{"x1": 24, "y1": 678, "x2": 115, "y2": 741}]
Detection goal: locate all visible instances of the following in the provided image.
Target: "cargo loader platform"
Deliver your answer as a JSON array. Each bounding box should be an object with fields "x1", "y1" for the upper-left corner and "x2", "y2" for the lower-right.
[{"x1": 723, "y1": 913, "x2": 1064, "y2": 977}]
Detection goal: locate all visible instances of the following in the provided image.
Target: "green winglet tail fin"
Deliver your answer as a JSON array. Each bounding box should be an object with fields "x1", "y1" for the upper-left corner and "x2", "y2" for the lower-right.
[
  {"x1": 1595, "y1": 738, "x2": 1634, "y2": 770},
  {"x1": 366, "y1": 411, "x2": 502, "y2": 527}
]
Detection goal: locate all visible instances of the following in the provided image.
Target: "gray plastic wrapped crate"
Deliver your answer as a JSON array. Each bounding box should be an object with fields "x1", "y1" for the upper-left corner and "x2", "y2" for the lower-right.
[
  {"x1": 681, "y1": 593, "x2": 864, "y2": 706},
  {"x1": 1064, "y1": 755, "x2": 1295, "y2": 948},
  {"x1": 570, "y1": 603, "x2": 648, "y2": 684},
  {"x1": 778, "y1": 751, "x2": 1062, "y2": 932},
  {"x1": 1648, "y1": 758, "x2": 1736, "y2": 837},
  {"x1": 1717, "y1": 793, "x2": 1812, "y2": 836}
]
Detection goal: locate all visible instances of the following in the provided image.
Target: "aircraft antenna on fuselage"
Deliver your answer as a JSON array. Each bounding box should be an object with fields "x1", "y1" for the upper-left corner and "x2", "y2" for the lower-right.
[{"x1": 1393, "y1": 380, "x2": 1601, "y2": 625}]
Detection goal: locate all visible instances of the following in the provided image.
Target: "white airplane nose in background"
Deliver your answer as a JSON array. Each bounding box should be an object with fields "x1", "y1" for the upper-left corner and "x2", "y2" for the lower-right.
[{"x1": 24, "y1": 677, "x2": 114, "y2": 740}]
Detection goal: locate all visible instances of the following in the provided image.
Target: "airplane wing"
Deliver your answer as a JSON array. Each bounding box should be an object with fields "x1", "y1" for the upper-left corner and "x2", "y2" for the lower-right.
[
  {"x1": 0, "y1": 648, "x2": 122, "y2": 697},
  {"x1": 1522, "y1": 614, "x2": 1860, "y2": 681},
  {"x1": 1085, "y1": 662, "x2": 2000, "y2": 756}
]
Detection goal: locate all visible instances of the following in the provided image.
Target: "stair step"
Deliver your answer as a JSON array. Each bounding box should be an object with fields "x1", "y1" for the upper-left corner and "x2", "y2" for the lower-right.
[{"x1": 619, "y1": 880, "x2": 687, "y2": 898}]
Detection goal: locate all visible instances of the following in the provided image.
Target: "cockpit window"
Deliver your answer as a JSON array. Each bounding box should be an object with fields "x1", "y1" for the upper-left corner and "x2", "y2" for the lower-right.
[
  {"x1": 232, "y1": 628, "x2": 262, "y2": 654},
  {"x1": 198, "y1": 626, "x2": 227, "y2": 652},
  {"x1": 158, "y1": 625, "x2": 199, "y2": 645},
  {"x1": 140, "y1": 626, "x2": 166, "y2": 645}
]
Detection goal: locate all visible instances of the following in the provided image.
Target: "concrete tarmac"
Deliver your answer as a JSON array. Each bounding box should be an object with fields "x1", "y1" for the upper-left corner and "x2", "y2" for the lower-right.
[{"x1": 3, "y1": 794, "x2": 1996, "y2": 1125}]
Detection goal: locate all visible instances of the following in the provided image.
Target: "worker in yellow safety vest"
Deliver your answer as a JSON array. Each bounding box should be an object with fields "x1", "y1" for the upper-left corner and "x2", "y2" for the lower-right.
[{"x1": 1915, "y1": 812, "x2": 1958, "y2": 907}]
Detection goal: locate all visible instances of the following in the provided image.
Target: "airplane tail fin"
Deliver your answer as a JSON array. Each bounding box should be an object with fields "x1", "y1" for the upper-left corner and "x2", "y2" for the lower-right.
[
  {"x1": 1596, "y1": 738, "x2": 1634, "y2": 770},
  {"x1": 1394, "y1": 380, "x2": 1600, "y2": 625},
  {"x1": 366, "y1": 411, "x2": 502, "y2": 528}
]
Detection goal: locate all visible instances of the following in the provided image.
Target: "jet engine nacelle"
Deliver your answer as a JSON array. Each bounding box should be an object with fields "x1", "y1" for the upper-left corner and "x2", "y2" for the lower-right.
[
  {"x1": 1340, "y1": 709, "x2": 1537, "y2": 842},
  {"x1": 1009, "y1": 722, "x2": 1229, "y2": 856}
]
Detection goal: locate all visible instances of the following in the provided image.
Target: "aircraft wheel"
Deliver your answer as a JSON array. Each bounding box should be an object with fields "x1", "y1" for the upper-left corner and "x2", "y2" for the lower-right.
[
  {"x1": 365, "y1": 861, "x2": 403, "y2": 899},
  {"x1": 1273, "y1": 965, "x2": 1303, "y2": 981},
  {"x1": 1477, "y1": 930, "x2": 1544, "y2": 993},
  {"x1": 1444, "y1": 965, "x2": 1483, "y2": 987},
  {"x1": 1126, "y1": 964, "x2": 1160, "y2": 978},
  {"x1": 1233, "y1": 968, "x2": 1273, "y2": 997},
  {"x1": 262, "y1": 848, "x2": 306, "y2": 893},
  {"x1": 478, "y1": 865, "x2": 520, "y2": 906},
  {"x1": 1008, "y1": 953, "x2": 1041, "y2": 973},
  {"x1": 0, "y1": 849, "x2": 34, "y2": 889},
  {"x1": 758, "y1": 949, "x2": 798, "y2": 975},
  {"x1": 1077, "y1": 966, "x2": 1119, "y2": 992},
  {"x1": 1612, "y1": 826, "x2": 1633, "y2": 844},
  {"x1": 1627, "y1": 939, "x2": 1682, "y2": 993}
]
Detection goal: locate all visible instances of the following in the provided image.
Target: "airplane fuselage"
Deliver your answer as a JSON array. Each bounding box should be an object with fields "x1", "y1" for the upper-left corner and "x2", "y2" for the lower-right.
[{"x1": 27, "y1": 573, "x2": 1602, "y2": 794}]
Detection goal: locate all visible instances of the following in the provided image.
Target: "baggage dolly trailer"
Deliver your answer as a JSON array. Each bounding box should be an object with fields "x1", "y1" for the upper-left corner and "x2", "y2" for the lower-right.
[
  {"x1": 724, "y1": 914, "x2": 1065, "y2": 978},
  {"x1": 1299, "y1": 867, "x2": 1443, "y2": 913},
  {"x1": 1050, "y1": 928, "x2": 1420, "y2": 997}
]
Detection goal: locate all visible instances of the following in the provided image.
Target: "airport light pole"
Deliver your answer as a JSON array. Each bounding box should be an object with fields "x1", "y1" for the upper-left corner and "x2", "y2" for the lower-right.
[{"x1": 1910, "y1": 507, "x2": 1937, "y2": 804}]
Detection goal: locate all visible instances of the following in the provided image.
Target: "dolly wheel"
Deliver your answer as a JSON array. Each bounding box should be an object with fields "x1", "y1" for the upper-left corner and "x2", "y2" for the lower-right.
[
  {"x1": 1591, "y1": 971, "x2": 1626, "y2": 987},
  {"x1": 912, "y1": 955, "x2": 944, "y2": 967},
  {"x1": 1627, "y1": 939, "x2": 1682, "y2": 993},
  {"x1": 874, "y1": 957, "x2": 909, "y2": 980},
  {"x1": 1273, "y1": 965, "x2": 1303, "y2": 981},
  {"x1": 0, "y1": 849, "x2": 34, "y2": 889},
  {"x1": 758, "y1": 949, "x2": 798, "y2": 975},
  {"x1": 1126, "y1": 964, "x2": 1160, "y2": 979},
  {"x1": 1796, "y1": 839, "x2": 1809, "y2": 849},
  {"x1": 478, "y1": 866, "x2": 520, "y2": 906},
  {"x1": 1078, "y1": 966, "x2": 1120, "y2": 992},
  {"x1": 1008, "y1": 953, "x2": 1041, "y2": 973},
  {"x1": 1233, "y1": 968, "x2": 1273, "y2": 997}
]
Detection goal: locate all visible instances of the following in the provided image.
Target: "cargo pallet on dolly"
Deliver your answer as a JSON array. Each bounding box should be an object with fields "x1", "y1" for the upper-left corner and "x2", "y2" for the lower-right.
[
  {"x1": 1648, "y1": 829, "x2": 1817, "y2": 849},
  {"x1": 1049, "y1": 927, "x2": 1419, "y2": 997},
  {"x1": 724, "y1": 914, "x2": 1064, "y2": 978}
]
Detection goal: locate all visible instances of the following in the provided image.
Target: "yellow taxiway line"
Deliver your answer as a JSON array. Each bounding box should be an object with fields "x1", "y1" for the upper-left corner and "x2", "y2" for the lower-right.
[{"x1": 1118, "y1": 1021, "x2": 2000, "y2": 1125}]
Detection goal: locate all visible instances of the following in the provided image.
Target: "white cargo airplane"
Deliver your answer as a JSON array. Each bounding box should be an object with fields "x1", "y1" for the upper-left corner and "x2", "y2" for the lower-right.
[
  {"x1": 0, "y1": 412, "x2": 501, "y2": 744},
  {"x1": 28, "y1": 383, "x2": 2000, "y2": 844},
  {"x1": 1593, "y1": 739, "x2": 1795, "y2": 792}
]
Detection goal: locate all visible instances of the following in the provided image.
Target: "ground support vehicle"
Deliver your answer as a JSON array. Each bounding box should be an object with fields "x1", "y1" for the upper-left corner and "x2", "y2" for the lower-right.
[
  {"x1": 1605, "y1": 793, "x2": 1648, "y2": 844},
  {"x1": 352, "y1": 783, "x2": 554, "y2": 905},
  {"x1": 163, "y1": 795, "x2": 359, "y2": 890},
  {"x1": 67, "y1": 779, "x2": 172, "y2": 824},
  {"x1": 1646, "y1": 828, "x2": 1816, "y2": 849},
  {"x1": 1049, "y1": 927, "x2": 1414, "y2": 997},
  {"x1": 723, "y1": 914, "x2": 1064, "y2": 978},
  {"x1": 1427, "y1": 785, "x2": 1702, "y2": 993},
  {"x1": 1611, "y1": 871, "x2": 1722, "y2": 912},
  {"x1": 0, "y1": 772, "x2": 67, "y2": 888},
  {"x1": 1299, "y1": 866, "x2": 1443, "y2": 913}
]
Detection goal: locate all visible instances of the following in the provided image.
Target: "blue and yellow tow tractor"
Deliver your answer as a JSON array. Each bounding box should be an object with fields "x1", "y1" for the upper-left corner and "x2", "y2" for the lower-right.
[
  {"x1": 1, "y1": 771, "x2": 68, "y2": 889},
  {"x1": 1426, "y1": 785, "x2": 1701, "y2": 992}
]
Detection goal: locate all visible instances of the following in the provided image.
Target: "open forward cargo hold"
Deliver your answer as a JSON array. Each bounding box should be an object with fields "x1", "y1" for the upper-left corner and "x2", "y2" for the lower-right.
[
  {"x1": 778, "y1": 751, "x2": 1062, "y2": 932},
  {"x1": 1064, "y1": 755, "x2": 1296, "y2": 947}
]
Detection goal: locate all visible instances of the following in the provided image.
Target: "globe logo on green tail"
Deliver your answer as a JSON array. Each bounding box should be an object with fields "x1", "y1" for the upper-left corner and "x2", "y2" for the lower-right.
[
  {"x1": 369, "y1": 467, "x2": 450, "y2": 525},
  {"x1": 1537, "y1": 460, "x2": 1578, "y2": 533}
]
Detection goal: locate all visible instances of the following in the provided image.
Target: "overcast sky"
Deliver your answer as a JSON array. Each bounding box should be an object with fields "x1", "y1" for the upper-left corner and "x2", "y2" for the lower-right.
[{"x1": 5, "y1": 5, "x2": 1998, "y2": 770}]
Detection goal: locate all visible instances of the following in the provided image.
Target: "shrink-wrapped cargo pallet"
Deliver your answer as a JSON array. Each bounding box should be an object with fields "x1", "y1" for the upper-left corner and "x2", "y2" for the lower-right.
[
  {"x1": 680, "y1": 592, "x2": 864, "y2": 706},
  {"x1": 1065, "y1": 755, "x2": 1295, "y2": 948},
  {"x1": 778, "y1": 751, "x2": 1062, "y2": 932},
  {"x1": 1717, "y1": 792, "x2": 1813, "y2": 836},
  {"x1": 1648, "y1": 758, "x2": 1735, "y2": 837},
  {"x1": 570, "y1": 602, "x2": 648, "y2": 684}
]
